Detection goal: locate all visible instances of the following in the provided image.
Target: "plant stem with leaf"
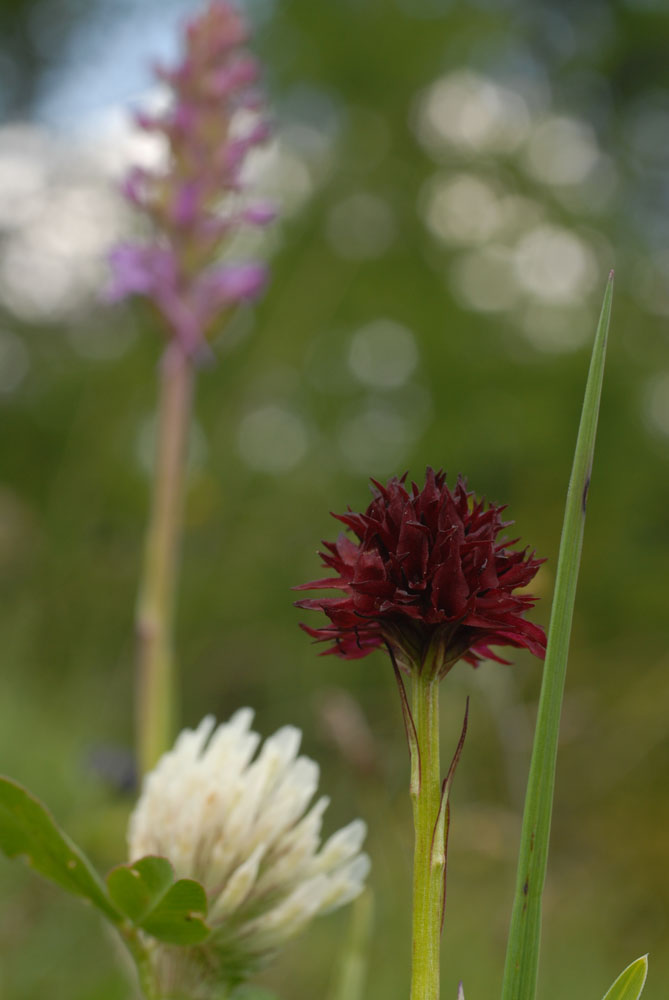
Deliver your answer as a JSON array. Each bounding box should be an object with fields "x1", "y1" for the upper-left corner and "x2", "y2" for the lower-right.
[
  {"x1": 391, "y1": 636, "x2": 468, "y2": 1000},
  {"x1": 135, "y1": 341, "x2": 194, "y2": 776}
]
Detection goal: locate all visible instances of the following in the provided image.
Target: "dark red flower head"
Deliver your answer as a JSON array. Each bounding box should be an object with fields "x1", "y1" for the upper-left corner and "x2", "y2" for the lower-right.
[{"x1": 295, "y1": 468, "x2": 546, "y2": 674}]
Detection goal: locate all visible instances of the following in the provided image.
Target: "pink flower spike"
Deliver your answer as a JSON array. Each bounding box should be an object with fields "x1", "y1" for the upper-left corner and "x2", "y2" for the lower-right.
[
  {"x1": 243, "y1": 201, "x2": 277, "y2": 225},
  {"x1": 108, "y1": 2, "x2": 275, "y2": 351},
  {"x1": 134, "y1": 109, "x2": 161, "y2": 132},
  {"x1": 224, "y1": 120, "x2": 271, "y2": 171},
  {"x1": 208, "y1": 54, "x2": 260, "y2": 96},
  {"x1": 171, "y1": 181, "x2": 203, "y2": 226},
  {"x1": 196, "y1": 261, "x2": 267, "y2": 310},
  {"x1": 106, "y1": 244, "x2": 179, "y2": 303},
  {"x1": 234, "y1": 87, "x2": 265, "y2": 111},
  {"x1": 121, "y1": 167, "x2": 149, "y2": 206}
]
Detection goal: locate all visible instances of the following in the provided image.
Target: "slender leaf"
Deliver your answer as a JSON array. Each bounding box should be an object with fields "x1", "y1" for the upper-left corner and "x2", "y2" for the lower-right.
[
  {"x1": 501, "y1": 274, "x2": 614, "y2": 1000},
  {"x1": 600, "y1": 955, "x2": 648, "y2": 1000},
  {"x1": 0, "y1": 776, "x2": 121, "y2": 923}
]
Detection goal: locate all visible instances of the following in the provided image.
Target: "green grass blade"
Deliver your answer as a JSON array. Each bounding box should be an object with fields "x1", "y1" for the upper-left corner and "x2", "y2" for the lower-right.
[
  {"x1": 600, "y1": 955, "x2": 648, "y2": 1000},
  {"x1": 500, "y1": 273, "x2": 614, "y2": 1000}
]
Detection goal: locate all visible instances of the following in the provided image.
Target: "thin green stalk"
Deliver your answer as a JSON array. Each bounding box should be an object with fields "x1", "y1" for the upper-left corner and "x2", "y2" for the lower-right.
[
  {"x1": 501, "y1": 273, "x2": 614, "y2": 1000},
  {"x1": 410, "y1": 663, "x2": 443, "y2": 1000},
  {"x1": 135, "y1": 340, "x2": 195, "y2": 776},
  {"x1": 120, "y1": 925, "x2": 159, "y2": 1000}
]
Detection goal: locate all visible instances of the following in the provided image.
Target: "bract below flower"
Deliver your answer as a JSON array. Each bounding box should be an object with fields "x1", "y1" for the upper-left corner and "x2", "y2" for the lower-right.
[
  {"x1": 296, "y1": 468, "x2": 546, "y2": 674},
  {"x1": 128, "y1": 711, "x2": 369, "y2": 994}
]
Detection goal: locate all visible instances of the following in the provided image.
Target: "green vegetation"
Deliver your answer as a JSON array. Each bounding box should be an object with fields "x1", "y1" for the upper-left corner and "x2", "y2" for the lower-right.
[{"x1": 0, "y1": 1, "x2": 668, "y2": 997}]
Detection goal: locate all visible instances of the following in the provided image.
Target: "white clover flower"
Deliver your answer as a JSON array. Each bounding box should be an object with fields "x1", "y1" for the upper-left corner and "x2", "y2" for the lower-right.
[{"x1": 128, "y1": 710, "x2": 370, "y2": 993}]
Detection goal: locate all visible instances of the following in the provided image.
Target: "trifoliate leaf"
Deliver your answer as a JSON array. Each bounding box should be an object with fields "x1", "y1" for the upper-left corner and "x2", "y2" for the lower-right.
[{"x1": 107, "y1": 854, "x2": 211, "y2": 945}]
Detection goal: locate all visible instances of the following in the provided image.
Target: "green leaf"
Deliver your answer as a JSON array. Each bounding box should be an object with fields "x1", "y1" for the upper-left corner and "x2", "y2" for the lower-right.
[
  {"x1": 140, "y1": 875, "x2": 210, "y2": 945},
  {"x1": 106, "y1": 855, "x2": 175, "y2": 923},
  {"x1": 107, "y1": 855, "x2": 211, "y2": 945},
  {"x1": 500, "y1": 274, "x2": 614, "y2": 1000},
  {"x1": 600, "y1": 956, "x2": 648, "y2": 1000},
  {"x1": 0, "y1": 776, "x2": 121, "y2": 923}
]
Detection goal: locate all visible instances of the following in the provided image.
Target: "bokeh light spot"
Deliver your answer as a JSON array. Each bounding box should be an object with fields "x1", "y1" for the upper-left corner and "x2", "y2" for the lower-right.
[
  {"x1": 348, "y1": 319, "x2": 418, "y2": 388},
  {"x1": 421, "y1": 173, "x2": 504, "y2": 246},
  {"x1": 513, "y1": 225, "x2": 597, "y2": 304},
  {"x1": 524, "y1": 115, "x2": 599, "y2": 186},
  {"x1": 238, "y1": 405, "x2": 308, "y2": 474},
  {"x1": 414, "y1": 70, "x2": 531, "y2": 157}
]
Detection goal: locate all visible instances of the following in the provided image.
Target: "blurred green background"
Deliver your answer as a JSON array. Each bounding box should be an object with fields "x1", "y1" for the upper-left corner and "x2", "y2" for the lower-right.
[{"x1": 0, "y1": 0, "x2": 668, "y2": 997}]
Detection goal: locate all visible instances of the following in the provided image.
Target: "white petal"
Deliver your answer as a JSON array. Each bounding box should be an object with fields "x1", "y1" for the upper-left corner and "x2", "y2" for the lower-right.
[
  {"x1": 310, "y1": 819, "x2": 367, "y2": 875},
  {"x1": 209, "y1": 843, "x2": 265, "y2": 920},
  {"x1": 256, "y1": 795, "x2": 329, "y2": 893},
  {"x1": 242, "y1": 874, "x2": 330, "y2": 948},
  {"x1": 319, "y1": 853, "x2": 371, "y2": 913},
  {"x1": 172, "y1": 715, "x2": 217, "y2": 763},
  {"x1": 247, "y1": 756, "x2": 319, "y2": 853}
]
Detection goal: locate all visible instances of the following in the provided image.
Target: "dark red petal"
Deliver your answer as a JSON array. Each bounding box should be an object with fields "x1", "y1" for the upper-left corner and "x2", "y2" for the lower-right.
[{"x1": 293, "y1": 576, "x2": 346, "y2": 591}]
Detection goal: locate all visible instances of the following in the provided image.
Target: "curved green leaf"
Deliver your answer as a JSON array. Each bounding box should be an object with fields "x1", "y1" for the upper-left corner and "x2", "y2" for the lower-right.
[
  {"x1": 600, "y1": 955, "x2": 648, "y2": 1000},
  {"x1": 140, "y1": 874, "x2": 210, "y2": 945},
  {"x1": 106, "y1": 855, "x2": 175, "y2": 923},
  {"x1": 0, "y1": 776, "x2": 121, "y2": 923}
]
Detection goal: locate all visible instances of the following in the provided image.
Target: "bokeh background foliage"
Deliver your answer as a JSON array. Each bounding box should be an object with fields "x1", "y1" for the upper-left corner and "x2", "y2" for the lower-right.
[{"x1": 0, "y1": 0, "x2": 668, "y2": 997}]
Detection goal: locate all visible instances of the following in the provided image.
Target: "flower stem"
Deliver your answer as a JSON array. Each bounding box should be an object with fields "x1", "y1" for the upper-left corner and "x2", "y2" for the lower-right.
[
  {"x1": 410, "y1": 664, "x2": 444, "y2": 1000},
  {"x1": 120, "y1": 925, "x2": 159, "y2": 1000},
  {"x1": 135, "y1": 341, "x2": 194, "y2": 776}
]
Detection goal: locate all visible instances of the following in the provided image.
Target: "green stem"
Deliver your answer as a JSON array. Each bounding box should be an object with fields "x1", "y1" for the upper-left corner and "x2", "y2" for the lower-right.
[
  {"x1": 120, "y1": 925, "x2": 159, "y2": 1000},
  {"x1": 410, "y1": 664, "x2": 444, "y2": 1000},
  {"x1": 135, "y1": 341, "x2": 194, "y2": 776}
]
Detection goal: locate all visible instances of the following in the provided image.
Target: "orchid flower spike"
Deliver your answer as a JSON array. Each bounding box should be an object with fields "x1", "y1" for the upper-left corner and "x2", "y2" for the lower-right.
[{"x1": 108, "y1": 1, "x2": 274, "y2": 357}]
